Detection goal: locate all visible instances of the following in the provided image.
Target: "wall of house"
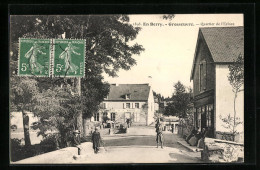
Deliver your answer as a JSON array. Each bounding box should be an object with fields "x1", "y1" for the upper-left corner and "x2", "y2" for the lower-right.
[
  {"x1": 147, "y1": 88, "x2": 155, "y2": 125},
  {"x1": 193, "y1": 33, "x2": 215, "y2": 97},
  {"x1": 95, "y1": 101, "x2": 147, "y2": 124},
  {"x1": 215, "y1": 64, "x2": 244, "y2": 142},
  {"x1": 154, "y1": 102, "x2": 159, "y2": 113}
]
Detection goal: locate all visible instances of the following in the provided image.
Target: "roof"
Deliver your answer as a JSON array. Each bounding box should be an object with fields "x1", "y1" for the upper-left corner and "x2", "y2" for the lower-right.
[
  {"x1": 200, "y1": 27, "x2": 244, "y2": 62},
  {"x1": 191, "y1": 26, "x2": 244, "y2": 80},
  {"x1": 105, "y1": 84, "x2": 151, "y2": 101}
]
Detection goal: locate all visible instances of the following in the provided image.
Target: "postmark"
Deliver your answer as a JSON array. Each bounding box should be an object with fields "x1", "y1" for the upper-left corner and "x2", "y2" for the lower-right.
[
  {"x1": 53, "y1": 39, "x2": 85, "y2": 77},
  {"x1": 18, "y1": 38, "x2": 51, "y2": 77}
]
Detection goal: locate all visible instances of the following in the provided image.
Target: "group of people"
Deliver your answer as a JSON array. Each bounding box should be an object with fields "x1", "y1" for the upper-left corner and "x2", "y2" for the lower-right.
[
  {"x1": 185, "y1": 126, "x2": 208, "y2": 148},
  {"x1": 72, "y1": 127, "x2": 103, "y2": 154}
]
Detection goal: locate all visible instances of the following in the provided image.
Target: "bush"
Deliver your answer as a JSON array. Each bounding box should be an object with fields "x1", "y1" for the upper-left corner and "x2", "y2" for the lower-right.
[
  {"x1": 10, "y1": 138, "x2": 23, "y2": 162},
  {"x1": 10, "y1": 138, "x2": 39, "y2": 162},
  {"x1": 39, "y1": 134, "x2": 59, "y2": 152}
]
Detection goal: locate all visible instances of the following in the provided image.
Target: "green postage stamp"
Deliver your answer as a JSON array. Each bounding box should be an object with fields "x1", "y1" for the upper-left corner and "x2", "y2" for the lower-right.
[
  {"x1": 53, "y1": 39, "x2": 85, "y2": 77},
  {"x1": 18, "y1": 38, "x2": 51, "y2": 76}
]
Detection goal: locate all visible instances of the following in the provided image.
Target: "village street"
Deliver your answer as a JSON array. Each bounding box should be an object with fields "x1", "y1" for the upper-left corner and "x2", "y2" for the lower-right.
[
  {"x1": 84, "y1": 126, "x2": 202, "y2": 163},
  {"x1": 15, "y1": 125, "x2": 202, "y2": 164}
]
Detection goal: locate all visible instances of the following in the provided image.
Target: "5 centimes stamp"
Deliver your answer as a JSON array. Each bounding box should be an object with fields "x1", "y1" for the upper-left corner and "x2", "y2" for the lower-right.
[
  {"x1": 18, "y1": 38, "x2": 51, "y2": 77},
  {"x1": 53, "y1": 39, "x2": 85, "y2": 77}
]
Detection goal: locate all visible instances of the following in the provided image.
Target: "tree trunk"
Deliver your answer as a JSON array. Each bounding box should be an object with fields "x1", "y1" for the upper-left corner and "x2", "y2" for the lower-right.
[
  {"x1": 232, "y1": 91, "x2": 238, "y2": 141},
  {"x1": 83, "y1": 117, "x2": 88, "y2": 137},
  {"x1": 22, "y1": 110, "x2": 31, "y2": 147},
  {"x1": 77, "y1": 112, "x2": 83, "y2": 137}
]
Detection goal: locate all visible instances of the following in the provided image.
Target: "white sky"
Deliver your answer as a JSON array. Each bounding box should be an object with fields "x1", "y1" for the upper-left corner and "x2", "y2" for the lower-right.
[{"x1": 103, "y1": 14, "x2": 243, "y2": 98}]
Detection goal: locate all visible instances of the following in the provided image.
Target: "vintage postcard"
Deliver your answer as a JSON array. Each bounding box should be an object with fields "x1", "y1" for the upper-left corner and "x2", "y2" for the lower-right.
[{"x1": 9, "y1": 14, "x2": 244, "y2": 164}]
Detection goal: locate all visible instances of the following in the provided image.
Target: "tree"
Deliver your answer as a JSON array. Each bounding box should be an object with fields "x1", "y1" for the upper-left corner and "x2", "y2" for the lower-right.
[
  {"x1": 165, "y1": 81, "x2": 191, "y2": 118},
  {"x1": 222, "y1": 53, "x2": 244, "y2": 141},
  {"x1": 164, "y1": 102, "x2": 176, "y2": 116},
  {"x1": 10, "y1": 15, "x2": 144, "y2": 140},
  {"x1": 10, "y1": 76, "x2": 39, "y2": 147},
  {"x1": 32, "y1": 85, "x2": 82, "y2": 148},
  {"x1": 11, "y1": 15, "x2": 144, "y2": 77},
  {"x1": 153, "y1": 91, "x2": 165, "y2": 114},
  {"x1": 162, "y1": 14, "x2": 175, "y2": 21}
]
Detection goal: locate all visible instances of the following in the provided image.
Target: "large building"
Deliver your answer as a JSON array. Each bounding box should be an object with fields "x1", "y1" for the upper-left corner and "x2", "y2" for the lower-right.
[
  {"x1": 190, "y1": 27, "x2": 244, "y2": 143},
  {"x1": 91, "y1": 83, "x2": 155, "y2": 126}
]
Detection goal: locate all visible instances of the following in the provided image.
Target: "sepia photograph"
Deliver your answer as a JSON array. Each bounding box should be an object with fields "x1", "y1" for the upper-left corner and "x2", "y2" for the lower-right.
[{"x1": 9, "y1": 14, "x2": 244, "y2": 164}]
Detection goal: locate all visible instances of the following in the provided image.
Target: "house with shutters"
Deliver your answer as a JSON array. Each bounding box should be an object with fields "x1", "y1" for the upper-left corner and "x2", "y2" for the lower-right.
[
  {"x1": 91, "y1": 83, "x2": 155, "y2": 126},
  {"x1": 190, "y1": 27, "x2": 244, "y2": 143}
]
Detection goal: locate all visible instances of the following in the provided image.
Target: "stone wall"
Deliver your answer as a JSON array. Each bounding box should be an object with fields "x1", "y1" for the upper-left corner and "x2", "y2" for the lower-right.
[{"x1": 201, "y1": 138, "x2": 244, "y2": 163}]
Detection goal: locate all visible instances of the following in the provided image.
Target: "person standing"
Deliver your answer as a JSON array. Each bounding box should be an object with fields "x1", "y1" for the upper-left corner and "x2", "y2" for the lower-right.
[
  {"x1": 72, "y1": 130, "x2": 81, "y2": 155},
  {"x1": 155, "y1": 120, "x2": 164, "y2": 149},
  {"x1": 92, "y1": 127, "x2": 103, "y2": 154},
  {"x1": 126, "y1": 118, "x2": 130, "y2": 128}
]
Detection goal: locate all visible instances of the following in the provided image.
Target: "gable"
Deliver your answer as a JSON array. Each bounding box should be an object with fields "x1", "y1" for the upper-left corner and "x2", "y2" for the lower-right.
[
  {"x1": 190, "y1": 30, "x2": 214, "y2": 80},
  {"x1": 190, "y1": 26, "x2": 244, "y2": 80}
]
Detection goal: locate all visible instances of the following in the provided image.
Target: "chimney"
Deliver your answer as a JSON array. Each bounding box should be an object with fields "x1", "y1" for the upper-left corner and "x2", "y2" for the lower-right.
[{"x1": 147, "y1": 76, "x2": 153, "y2": 87}]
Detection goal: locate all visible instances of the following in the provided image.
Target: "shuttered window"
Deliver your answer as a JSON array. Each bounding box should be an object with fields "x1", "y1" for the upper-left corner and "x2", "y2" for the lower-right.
[
  {"x1": 203, "y1": 61, "x2": 207, "y2": 90},
  {"x1": 126, "y1": 103, "x2": 130, "y2": 108},
  {"x1": 111, "y1": 113, "x2": 116, "y2": 121},
  {"x1": 199, "y1": 60, "x2": 207, "y2": 91},
  {"x1": 199, "y1": 63, "x2": 203, "y2": 91},
  {"x1": 94, "y1": 113, "x2": 99, "y2": 121}
]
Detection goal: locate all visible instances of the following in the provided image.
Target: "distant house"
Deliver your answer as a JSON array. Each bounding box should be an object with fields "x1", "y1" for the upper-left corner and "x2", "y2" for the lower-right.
[
  {"x1": 91, "y1": 84, "x2": 155, "y2": 126},
  {"x1": 190, "y1": 27, "x2": 244, "y2": 142},
  {"x1": 161, "y1": 116, "x2": 179, "y2": 134},
  {"x1": 154, "y1": 96, "x2": 159, "y2": 113}
]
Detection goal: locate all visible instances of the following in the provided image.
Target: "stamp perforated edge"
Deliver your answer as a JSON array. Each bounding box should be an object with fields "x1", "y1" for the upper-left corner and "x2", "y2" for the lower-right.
[
  {"x1": 50, "y1": 39, "x2": 55, "y2": 77},
  {"x1": 17, "y1": 38, "x2": 21, "y2": 76},
  {"x1": 17, "y1": 38, "x2": 51, "y2": 77},
  {"x1": 52, "y1": 38, "x2": 86, "y2": 78}
]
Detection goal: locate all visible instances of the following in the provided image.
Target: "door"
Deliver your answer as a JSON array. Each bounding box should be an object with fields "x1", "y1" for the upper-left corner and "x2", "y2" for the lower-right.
[
  {"x1": 207, "y1": 104, "x2": 214, "y2": 137},
  {"x1": 201, "y1": 106, "x2": 207, "y2": 129},
  {"x1": 125, "y1": 112, "x2": 131, "y2": 122}
]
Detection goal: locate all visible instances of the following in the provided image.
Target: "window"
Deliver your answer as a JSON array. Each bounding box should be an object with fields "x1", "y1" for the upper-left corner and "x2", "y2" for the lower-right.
[
  {"x1": 135, "y1": 103, "x2": 139, "y2": 108},
  {"x1": 199, "y1": 63, "x2": 203, "y2": 91},
  {"x1": 199, "y1": 60, "x2": 207, "y2": 91},
  {"x1": 197, "y1": 107, "x2": 201, "y2": 129},
  {"x1": 103, "y1": 103, "x2": 107, "y2": 109},
  {"x1": 94, "y1": 113, "x2": 99, "y2": 121},
  {"x1": 103, "y1": 112, "x2": 108, "y2": 118},
  {"x1": 126, "y1": 103, "x2": 130, "y2": 108},
  {"x1": 126, "y1": 94, "x2": 130, "y2": 99},
  {"x1": 194, "y1": 108, "x2": 197, "y2": 127},
  {"x1": 111, "y1": 113, "x2": 116, "y2": 121},
  {"x1": 206, "y1": 104, "x2": 213, "y2": 127}
]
